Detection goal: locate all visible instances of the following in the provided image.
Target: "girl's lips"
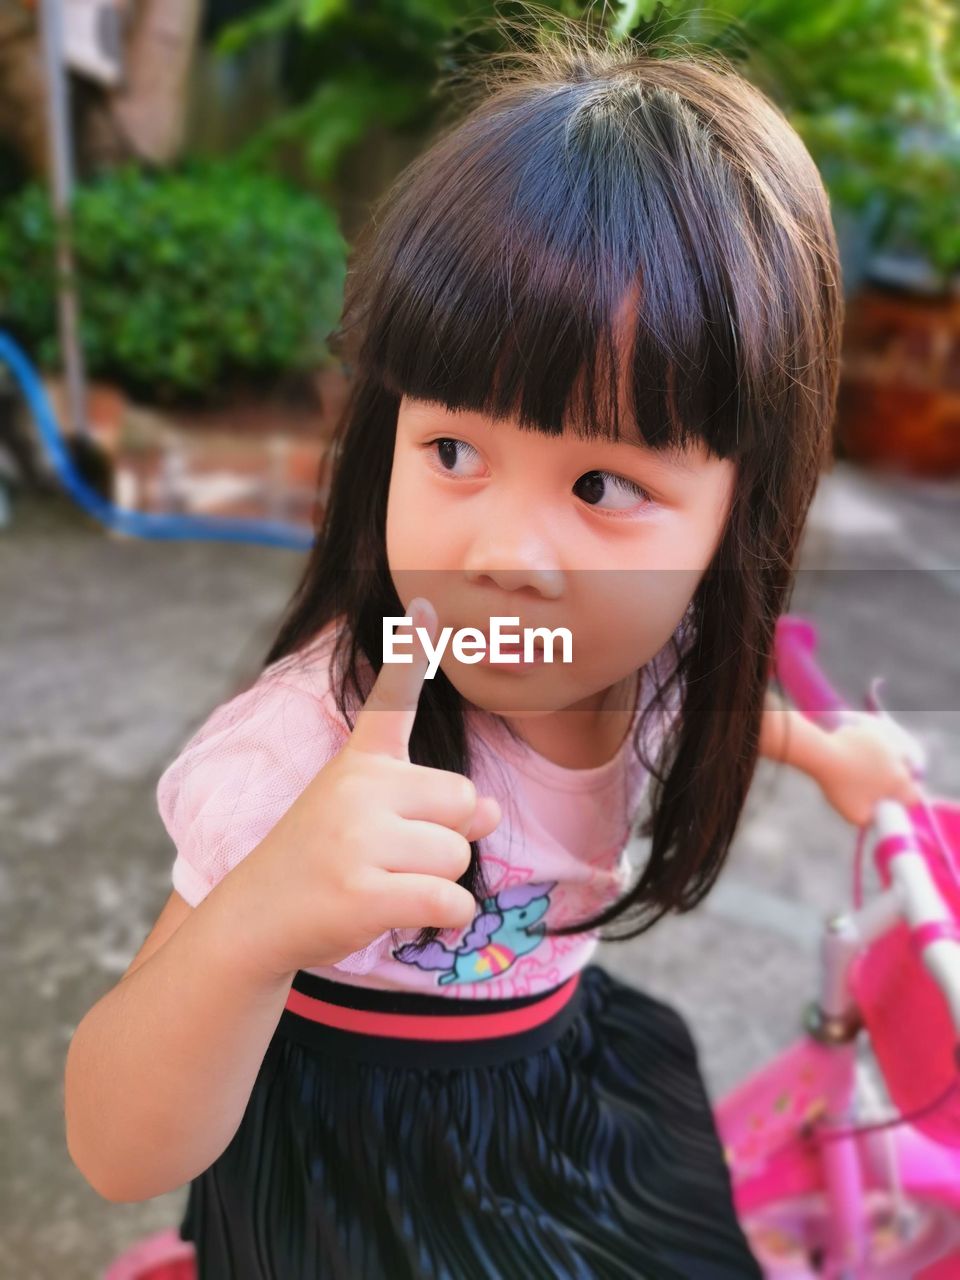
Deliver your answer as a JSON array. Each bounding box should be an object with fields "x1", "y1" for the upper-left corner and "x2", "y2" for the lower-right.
[
  {"x1": 478, "y1": 641, "x2": 546, "y2": 666},
  {"x1": 460, "y1": 625, "x2": 553, "y2": 667}
]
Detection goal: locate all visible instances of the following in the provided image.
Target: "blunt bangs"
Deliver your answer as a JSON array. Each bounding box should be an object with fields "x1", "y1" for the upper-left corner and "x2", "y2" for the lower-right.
[{"x1": 346, "y1": 72, "x2": 802, "y2": 461}]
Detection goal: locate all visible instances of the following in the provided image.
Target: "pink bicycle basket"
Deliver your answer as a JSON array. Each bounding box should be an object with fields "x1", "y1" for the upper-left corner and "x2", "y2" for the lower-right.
[{"x1": 850, "y1": 798, "x2": 960, "y2": 1149}]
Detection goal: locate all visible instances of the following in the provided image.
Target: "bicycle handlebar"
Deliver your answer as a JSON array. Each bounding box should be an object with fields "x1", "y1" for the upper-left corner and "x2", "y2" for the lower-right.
[
  {"x1": 772, "y1": 616, "x2": 850, "y2": 730},
  {"x1": 773, "y1": 615, "x2": 960, "y2": 1037},
  {"x1": 873, "y1": 800, "x2": 960, "y2": 1034}
]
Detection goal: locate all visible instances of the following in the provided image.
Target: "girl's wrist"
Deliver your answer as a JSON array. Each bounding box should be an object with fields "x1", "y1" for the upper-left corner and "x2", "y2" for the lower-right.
[
  {"x1": 759, "y1": 697, "x2": 841, "y2": 784},
  {"x1": 200, "y1": 867, "x2": 299, "y2": 995}
]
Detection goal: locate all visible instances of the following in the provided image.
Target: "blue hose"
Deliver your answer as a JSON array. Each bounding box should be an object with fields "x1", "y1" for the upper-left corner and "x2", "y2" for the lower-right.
[{"x1": 0, "y1": 330, "x2": 314, "y2": 550}]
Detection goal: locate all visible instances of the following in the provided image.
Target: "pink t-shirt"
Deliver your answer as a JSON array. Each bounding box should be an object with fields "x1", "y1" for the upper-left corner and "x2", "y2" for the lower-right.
[{"x1": 156, "y1": 620, "x2": 683, "y2": 999}]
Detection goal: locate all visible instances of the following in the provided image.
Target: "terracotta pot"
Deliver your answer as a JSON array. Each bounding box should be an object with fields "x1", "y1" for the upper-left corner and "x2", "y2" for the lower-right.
[
  {"x1": 40, "y1": 374, "x2": 343, "y2": 522},
  {"x1": 837, "y1": 286, "x2": 960, "y2": 476}
]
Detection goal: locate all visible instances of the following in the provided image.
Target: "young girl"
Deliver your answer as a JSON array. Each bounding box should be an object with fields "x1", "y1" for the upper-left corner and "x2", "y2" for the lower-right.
[{"x1": 66, "y1": 18, "x2": 923, "y2": 1280}]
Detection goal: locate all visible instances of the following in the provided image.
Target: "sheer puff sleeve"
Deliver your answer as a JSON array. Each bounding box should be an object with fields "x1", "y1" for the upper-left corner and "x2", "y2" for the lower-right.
[{"x1": 155, "y1": 669, "x2": 390, "y2": 975}]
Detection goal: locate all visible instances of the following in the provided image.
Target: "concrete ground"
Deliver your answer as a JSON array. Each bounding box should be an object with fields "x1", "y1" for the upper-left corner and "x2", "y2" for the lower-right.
[{"x1": 2, "y1": 460, "x2": 958, "y2": 1278}]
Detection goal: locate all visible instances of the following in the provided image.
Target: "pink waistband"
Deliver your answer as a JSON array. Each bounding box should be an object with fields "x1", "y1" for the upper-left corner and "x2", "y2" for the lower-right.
[{"x1": 283, "y1": 972, "x2": 582, "y2": 1042}]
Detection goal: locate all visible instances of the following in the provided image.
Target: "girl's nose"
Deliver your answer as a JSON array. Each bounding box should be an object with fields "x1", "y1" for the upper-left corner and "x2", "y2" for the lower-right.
[
  {"x1": 465, "y1": 565, "x2": 563, "y2": 598},
  {"x1": 461, "y1": 491, "x2": 564, "y2": 598},
  {"x1": 463, "y1": 556, "x2": 564, "y2": 600}
]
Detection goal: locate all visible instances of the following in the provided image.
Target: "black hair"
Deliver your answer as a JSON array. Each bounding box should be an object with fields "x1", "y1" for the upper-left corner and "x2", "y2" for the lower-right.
[{"x1": 263, "y1": 12, "x2": 843, "y2": 952}]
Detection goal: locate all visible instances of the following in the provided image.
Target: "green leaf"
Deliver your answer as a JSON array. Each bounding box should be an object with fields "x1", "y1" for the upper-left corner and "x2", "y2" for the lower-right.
[
  {"x1": 301, "y1": 0, "x2": 346, "y2": 29},
  {"x1": 214, "y1": 0, "x2": 300, "y2": 57}
]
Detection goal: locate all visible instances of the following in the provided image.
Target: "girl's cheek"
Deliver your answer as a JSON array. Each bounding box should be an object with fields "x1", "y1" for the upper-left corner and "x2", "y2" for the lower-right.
[
  {"x1": 385, "y1": 467, "x2": 454, "y2": 608},
  {"x1": 384, "y1": 463, "x2": 422, "y2": 571}
]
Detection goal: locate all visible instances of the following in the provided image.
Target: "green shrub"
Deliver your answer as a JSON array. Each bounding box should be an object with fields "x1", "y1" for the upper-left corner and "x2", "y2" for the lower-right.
[{"x1": 0, "y1": 163, "x2": 347, "y2": 402}]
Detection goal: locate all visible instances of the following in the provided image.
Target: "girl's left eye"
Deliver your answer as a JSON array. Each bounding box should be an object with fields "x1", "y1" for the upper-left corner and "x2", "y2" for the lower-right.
[
  {"x1": 572, "y1": 470, "x2": 653, "y2": 514},
  {"x1": 423, "y1": 439, "x2": 653, "y2": 513}
]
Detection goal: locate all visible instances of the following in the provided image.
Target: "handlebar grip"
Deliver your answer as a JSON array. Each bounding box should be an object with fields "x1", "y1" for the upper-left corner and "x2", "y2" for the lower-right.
[{"x1": 773, "y1": 616, "x2": 851, "y2": 730}]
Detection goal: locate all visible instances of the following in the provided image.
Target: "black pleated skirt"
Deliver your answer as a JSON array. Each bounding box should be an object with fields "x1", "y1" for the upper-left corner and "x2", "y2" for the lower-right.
[{"x1": 178, "y1": 963, "x2": 762, "y2": 1279}]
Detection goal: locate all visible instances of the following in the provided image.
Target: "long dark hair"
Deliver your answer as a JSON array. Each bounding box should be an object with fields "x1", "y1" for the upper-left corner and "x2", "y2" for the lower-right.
[{"x1": 262, "y1": 14, "x2": 843, "y2": 953}]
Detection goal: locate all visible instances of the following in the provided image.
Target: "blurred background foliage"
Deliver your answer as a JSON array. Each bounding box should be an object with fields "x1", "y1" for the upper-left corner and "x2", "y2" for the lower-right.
[
  {"x1": 0, "y1": 0, "x2": 957, "y2": 405},
  {"x1": 213, "y1": 0, "x2": 960, "y2": 275},
  {"x1": 0, "y1": 163, "x2": 345, "y2": 400}
]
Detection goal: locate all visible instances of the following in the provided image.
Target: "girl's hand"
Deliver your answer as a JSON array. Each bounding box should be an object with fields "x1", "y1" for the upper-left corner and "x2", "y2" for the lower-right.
[
  {"x1": 815, "y1": 712, "x2": 925, "y2": 828},
  {"x1": 226, "y1": 598, "x2": 501, "y2": 979}
]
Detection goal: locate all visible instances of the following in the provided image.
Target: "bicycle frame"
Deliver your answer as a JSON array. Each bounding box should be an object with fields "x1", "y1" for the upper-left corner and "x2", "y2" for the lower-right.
[
  {"x1": 715, "y1": 616, "x2": 960, "y2": 1279},
  {"x1": 716, "y1": 903, "x2": 960, "y2": 1277}
]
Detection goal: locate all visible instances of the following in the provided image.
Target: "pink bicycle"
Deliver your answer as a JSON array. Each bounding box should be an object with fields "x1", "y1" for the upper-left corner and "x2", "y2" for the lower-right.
[
  {"x1": 717, "y1": 615, "x2": 960, "y2": 1278},
  {"x1": 104, "y1": 613, "x2": 960, "y2": 1280}
]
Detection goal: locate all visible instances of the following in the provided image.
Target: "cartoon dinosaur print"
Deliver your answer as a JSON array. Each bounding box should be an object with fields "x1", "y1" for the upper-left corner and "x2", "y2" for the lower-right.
[{"x1": 392, "y1": 881, "x2": 557, "y2": 986}]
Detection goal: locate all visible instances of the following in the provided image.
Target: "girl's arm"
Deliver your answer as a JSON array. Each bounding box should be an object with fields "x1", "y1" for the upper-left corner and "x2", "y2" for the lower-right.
[
  {"x1": 66, "y1": 611, "x2": 495, "y2": 1205},
  {"x1": 64, "y1": 864, "x2": 295, "y2": 1204},
  {"x1": 758, "y1": 689, "x2": 922, "y2": 826},
  {"x1": 757, "y1": 689, "x2": 834, "y2": 778}
]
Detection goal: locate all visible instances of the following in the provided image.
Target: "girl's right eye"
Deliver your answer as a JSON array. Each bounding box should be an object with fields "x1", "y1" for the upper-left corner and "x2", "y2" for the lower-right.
[{"x1": 422, "y1": 438, "x2": 484, "y2": 479}]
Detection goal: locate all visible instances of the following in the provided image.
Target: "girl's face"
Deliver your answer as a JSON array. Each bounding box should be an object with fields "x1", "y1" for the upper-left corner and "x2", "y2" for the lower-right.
[{"x1": 386, "y1": 396, "x2": 736, "y2": 721}]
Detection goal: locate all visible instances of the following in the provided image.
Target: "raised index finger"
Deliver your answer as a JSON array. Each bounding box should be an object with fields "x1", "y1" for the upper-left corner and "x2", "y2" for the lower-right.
[{"x1": 346, "y1": 597, "x2": 435, "y2": 761}]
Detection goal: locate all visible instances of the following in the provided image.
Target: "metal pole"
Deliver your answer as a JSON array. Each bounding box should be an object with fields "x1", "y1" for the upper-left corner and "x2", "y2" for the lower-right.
[{"x1": 37, "y1": 0, "x2": 89, "y2": 440}]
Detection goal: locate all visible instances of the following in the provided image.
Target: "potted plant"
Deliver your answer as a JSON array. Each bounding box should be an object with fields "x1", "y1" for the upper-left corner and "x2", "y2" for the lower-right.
[{"x1": 0, "y1": 161, "x2": 348, "y2": 513}]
